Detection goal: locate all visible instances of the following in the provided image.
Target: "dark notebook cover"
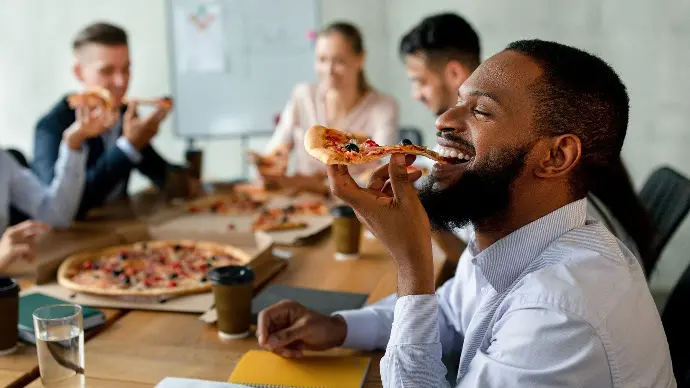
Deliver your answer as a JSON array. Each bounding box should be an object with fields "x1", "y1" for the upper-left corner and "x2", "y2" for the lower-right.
[
  {"x1": 18, "y1": 293, "x2": 105, "y2": 344},
  {"x1": 251, "y1": 285, "x2": 369, "y2": 323}
]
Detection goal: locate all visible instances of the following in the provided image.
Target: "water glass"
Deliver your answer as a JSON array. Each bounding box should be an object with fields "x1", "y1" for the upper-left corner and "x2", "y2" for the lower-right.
[{"x1": 33, "y1": 304, "x2": 85, "y2": 388}]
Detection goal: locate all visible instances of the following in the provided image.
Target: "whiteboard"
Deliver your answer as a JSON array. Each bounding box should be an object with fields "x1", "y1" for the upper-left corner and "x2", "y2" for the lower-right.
[{"x1": 165, "y1": 0, "x2": 320, "y2": 138}]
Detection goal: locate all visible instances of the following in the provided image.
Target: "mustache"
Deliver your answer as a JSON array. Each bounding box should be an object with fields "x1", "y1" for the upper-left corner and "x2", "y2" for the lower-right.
[{"x1": 436, "y1": 131, "x2": 476, "y2": 154}]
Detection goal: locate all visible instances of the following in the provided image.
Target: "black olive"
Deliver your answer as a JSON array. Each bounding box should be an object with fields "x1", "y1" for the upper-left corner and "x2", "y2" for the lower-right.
[
  {"x1": 400, "y1": 138, "x2": 413, "y2": 146},
  {"x1": 345, "y1": 143, "x2": 359, "y2": 152},
  {"x1": 173, "y1": 244, "x2": 182, "y2": 251},
  {"x1": 284, "y1": 205, "x2": 296, "y2": 214},
  {"x1": 281, "y1": 215, "x2": 289, "y2": 223},
  {"x1": 200, "y1": 277, "x2": 208, "y2": 283},
  {"x1": 169, "y1": 273, "x2": 179, "y2": 279},
  {"x1": 121, "y1": 276, "x2": 130, "y2": 285},
  {"x1": 119, "y1": 253, "x2": 128, "y2": 260},
  {"x1": 113, "y1": 269, "x2": 123, "y2": 277},
  {"x1": 92, "y1": 263, "x2": 100, "y2": 270},
  {"x1": 209, "y1": 256, "x2": 217, "y2": 261}
]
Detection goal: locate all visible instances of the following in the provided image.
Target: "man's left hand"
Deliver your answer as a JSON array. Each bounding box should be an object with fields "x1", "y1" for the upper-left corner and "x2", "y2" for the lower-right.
[{"x1": 327, "y1": 153, "x2": 435, "y2": 296}]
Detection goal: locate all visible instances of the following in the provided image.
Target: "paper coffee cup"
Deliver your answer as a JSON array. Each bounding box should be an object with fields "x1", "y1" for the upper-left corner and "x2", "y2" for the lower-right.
[
  {"x1": 0, "y1": 277, "x2": 19, "y2": 355},
  {"x1": 208, "y1": 266, "x2": 254, "y2": 340},
  {"x1": 331, "y1": 205, "x2": 362, "y2": 260}
]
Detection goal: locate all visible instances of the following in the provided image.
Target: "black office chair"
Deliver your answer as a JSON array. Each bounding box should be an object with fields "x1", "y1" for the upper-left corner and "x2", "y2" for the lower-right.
[
  {"x1": 5, "y1": 148, "x2": 31, "y2": 225},
  {"x1": 399, "y1": 127, "x2": 424, "y2": 146},
  {"x1": 662, "y1": 259, "x2": 690, "y2": 387},
  {"x1": 638, "y1": 167, "x2": 690, "y2": 276}
]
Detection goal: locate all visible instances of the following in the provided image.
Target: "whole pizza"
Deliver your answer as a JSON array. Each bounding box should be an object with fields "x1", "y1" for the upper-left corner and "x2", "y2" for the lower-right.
[
  {"x1": 304, "y1": 125, "x2": 458, "y2": 165},
  {"x1": 57, "y1": 240, "x2": 250, "y2": 297}
]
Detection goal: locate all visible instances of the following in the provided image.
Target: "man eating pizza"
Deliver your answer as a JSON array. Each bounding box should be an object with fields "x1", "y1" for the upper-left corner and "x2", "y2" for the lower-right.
[
  {"x1": 256, "y1": 40, "x2": 675, "y2": 387},
  {"x1": 399, "y1": 12, "x2": 654, "y2": 271},
  {"x1": 32, "y1": 22, "x2": 199, "y2": 219}
]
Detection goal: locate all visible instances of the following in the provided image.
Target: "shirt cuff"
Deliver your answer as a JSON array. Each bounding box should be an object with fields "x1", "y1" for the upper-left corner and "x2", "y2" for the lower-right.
[
  {"x1": 336, "y1": 308, "x2": 386, "y2": 349},
  {"x1": 116, "y1": 136, "x2": 143, "y2": 164},
  {"x1": 389, "y1": 294, "x2": 439, "y2": 346},
  {"x1": 57, "y1": 141, "x2": 88, "y2": 173}
]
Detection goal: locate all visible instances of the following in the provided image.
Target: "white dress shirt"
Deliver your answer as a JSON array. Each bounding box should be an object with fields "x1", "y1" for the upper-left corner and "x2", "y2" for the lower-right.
[
  {"x1": 338, "y1": 199, "x2": 676, "y2": 387},
  {"x1": 104, "y1": 117, "x2": 143, "y2": 201},
  {"x1": 0, "y1": 143, "x2": 87, "y2": 232}
]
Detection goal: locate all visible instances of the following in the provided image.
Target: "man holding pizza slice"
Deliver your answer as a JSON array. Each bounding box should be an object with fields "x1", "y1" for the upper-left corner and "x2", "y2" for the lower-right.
[
  {"x1": 257, "y1": 40, "x2": 674, "y2": 387},
  {"x1": 32, "y1": 22, "x2": 198, "y2": 219},
  {"x1": 399, "y1": 13, "x2": 654, "y2": 271}
]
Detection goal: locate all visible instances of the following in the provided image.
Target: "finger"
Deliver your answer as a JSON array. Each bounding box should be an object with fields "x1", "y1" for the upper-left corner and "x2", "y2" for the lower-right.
[
  {"x1": 388, "y1": 153, "x2": 416, "y2": 202},
  {"x1": 76, "y1": 106, "x2": 87, "y2": 123},
  {"x1": 326, "y1": 165, "x2": 370, "y2": 207},
  {"x1": 124, "y1": 102, "x2": 138, "y2": 121},
  {"x1": 9, "y1": 244, "x2": 33, "y2": 260},
  {"x1": 381, "y1": 170, "x2": 423, "y2": 196},
  {"x1": 367, "y1": 155, "x2": 416, "y2": 191},
  {"x1": 7, "y1": 221, "x2": 49, "y2": 239},
  {"x1": 266, "y1": 321, "x2": 310, "y2": 350},
  {"x1": 256, "y1": 300, "x2": 296, "y2": 346}
]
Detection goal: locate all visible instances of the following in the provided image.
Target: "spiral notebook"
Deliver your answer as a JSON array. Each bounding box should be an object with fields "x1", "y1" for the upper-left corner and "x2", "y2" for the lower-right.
[{"x1": 228, "y1": 350, "x2": 371, "y2": 388}]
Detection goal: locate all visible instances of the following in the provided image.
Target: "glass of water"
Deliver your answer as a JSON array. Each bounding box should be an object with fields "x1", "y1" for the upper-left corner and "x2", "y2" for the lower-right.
[{"x1": 33, "y1": 304, "x2": 85, "y2": 388}]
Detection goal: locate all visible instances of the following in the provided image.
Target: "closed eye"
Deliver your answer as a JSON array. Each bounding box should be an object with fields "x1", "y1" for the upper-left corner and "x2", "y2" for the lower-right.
[{"x1": 472, "y1": 108, "x2": 489, "y2": 117}]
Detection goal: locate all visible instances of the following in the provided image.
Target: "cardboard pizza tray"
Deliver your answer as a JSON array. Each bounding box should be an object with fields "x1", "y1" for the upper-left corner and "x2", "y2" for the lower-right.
[
  {"x1": 20, "y1": 227, "x2": 288, "y2": 313},
  {"x1": 179, "y1": 192, "x2": 335, "y2": 246}
]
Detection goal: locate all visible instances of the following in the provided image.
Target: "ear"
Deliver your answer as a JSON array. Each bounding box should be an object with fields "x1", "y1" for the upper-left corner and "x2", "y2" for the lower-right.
[
  {"x1": 534, "y1": 134, "x2": 581, "y2": 179},
  {"x1": 444, "y1": 60, "x2": 470, "y2": 90},
  {"x1": 72, "y1": 60, "x2": 84, "y2": 83}
]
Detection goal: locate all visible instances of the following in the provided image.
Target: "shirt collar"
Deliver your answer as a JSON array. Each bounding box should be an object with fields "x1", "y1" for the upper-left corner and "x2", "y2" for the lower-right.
[{"x1": 469, "y1": 198, "x2": 588, "y2": 293}]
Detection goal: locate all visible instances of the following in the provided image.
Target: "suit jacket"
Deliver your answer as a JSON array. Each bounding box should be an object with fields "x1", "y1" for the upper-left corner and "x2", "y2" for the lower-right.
[{"x1": 32, "y1": 96, "x2": 169, "y2": 219}]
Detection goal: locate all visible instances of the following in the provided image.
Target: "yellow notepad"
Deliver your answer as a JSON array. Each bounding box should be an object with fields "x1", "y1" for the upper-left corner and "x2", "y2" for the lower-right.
[{"x1": 228, "y1": 350, "x2": 371, "y2": 388}]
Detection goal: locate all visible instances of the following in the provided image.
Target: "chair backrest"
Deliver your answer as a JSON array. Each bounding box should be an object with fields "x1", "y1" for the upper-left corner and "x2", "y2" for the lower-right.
[
  {"x1": 662, "y1": 258, "x2": 690, "y2": 386},
  {"x1": 399, "y1": 127, "x2": 424, "y2": 146},
  {"x1": 639, "y1": 166, "x2": 690, "y2": 274}
]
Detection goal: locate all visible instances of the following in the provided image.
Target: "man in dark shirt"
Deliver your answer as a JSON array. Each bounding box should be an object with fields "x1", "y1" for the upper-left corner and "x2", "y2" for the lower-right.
[{"x1": 32, "y1": 22, "x2": 197, "y2": 219}]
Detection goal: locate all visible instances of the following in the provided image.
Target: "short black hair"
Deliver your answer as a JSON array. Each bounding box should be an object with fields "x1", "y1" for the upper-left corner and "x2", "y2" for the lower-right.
[
  {"x1": 73, "y1": 22, "x2": 128, "y2": 51},
  {"x1": 505, "y1": 39, "x2": 629, "y2": 196},
  {"x1": 399, "y1": 13, "x2": 481, "y2": 71}
]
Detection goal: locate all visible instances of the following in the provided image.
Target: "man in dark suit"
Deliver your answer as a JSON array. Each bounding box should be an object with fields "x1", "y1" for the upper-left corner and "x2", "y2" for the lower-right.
[{"x1": 33, "y1": 22, "x2": 195, "y2": 219}]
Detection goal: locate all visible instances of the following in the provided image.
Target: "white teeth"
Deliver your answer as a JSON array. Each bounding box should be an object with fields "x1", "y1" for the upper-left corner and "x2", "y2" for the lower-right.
[{"x1": 437, "y1": 145, "x2": 472, "y2": 161}]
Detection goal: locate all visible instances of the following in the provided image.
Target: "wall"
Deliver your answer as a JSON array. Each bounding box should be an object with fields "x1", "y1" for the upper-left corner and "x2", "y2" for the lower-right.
[{"x1": 1, "y1": 0, "x2": 689, "y2": 293}]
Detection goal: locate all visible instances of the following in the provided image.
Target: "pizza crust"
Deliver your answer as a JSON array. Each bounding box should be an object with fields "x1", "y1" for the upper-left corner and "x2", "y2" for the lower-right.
[
  {"x1": 304, "y1": 125, "x2": 452, "y2": 165},
  {"x1": 57, "y1": 240, "x2": 252, "y2": 297}
]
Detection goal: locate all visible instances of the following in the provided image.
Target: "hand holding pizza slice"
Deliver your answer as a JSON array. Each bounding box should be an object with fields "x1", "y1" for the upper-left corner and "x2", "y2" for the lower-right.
[{"x1": 304, "y1": 125, "x2": 462, "y2": 165}]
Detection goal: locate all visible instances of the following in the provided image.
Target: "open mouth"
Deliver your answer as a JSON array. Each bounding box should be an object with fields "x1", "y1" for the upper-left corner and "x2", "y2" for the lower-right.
[{"x1": 436, "y1": 145, "x2": 474, "y2": 164}]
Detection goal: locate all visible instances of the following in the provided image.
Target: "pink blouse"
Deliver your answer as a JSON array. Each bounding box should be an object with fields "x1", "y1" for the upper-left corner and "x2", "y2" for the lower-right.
[{"x1": 266, "y1": 83, "x2": 399, "y2": 176}]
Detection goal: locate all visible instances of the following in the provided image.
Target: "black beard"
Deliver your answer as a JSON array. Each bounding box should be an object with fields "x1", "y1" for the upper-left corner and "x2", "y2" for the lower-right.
[{"x1": 418, "y1": 146, "x2": 530, "y2": 232}]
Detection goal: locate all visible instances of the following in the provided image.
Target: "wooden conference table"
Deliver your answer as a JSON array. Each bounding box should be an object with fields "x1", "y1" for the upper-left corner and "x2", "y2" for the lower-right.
[{"x1": 0, "y1": 186, "x2": 448, "y2": 388}]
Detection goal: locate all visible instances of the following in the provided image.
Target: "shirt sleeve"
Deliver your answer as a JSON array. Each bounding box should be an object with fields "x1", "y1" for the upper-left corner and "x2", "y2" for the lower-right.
[
  {"x1": 115, "y1": 136, "x2": 143, "y2": 164},
  {"x1": 266, "y1": 85, "x2": 302, "y2": 153},
  {"x1": 381, "y1": 294, "x2": 450, "y2": 388},
  {"x1": 8, "y1": 142, "x2": 88, "y2": 228},
  {"x1": 336, "y1": 277, "x2": 461, "y2": 353}
]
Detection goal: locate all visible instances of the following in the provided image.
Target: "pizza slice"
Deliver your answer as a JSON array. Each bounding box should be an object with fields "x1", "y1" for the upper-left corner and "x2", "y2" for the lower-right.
[
  {"x1": 67, "y1": 87, "x2": 116, "y2": 110},
  {"x1": 304, "y1": 125, "x2": 461, "y2": 165},
  {"x1": 123, "y1": 96, "x2": 174, "y2": 110},
  {"x1": 250, "y1": 209, "x2": 309, "y2": 232}
]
